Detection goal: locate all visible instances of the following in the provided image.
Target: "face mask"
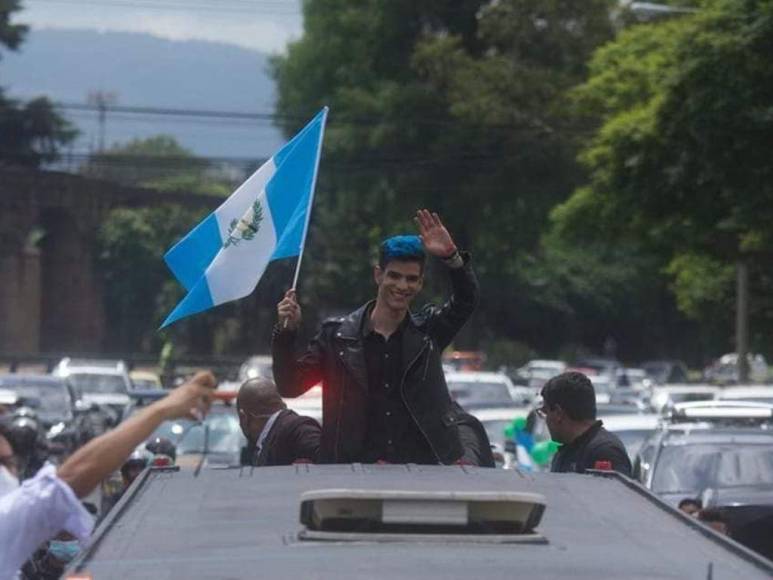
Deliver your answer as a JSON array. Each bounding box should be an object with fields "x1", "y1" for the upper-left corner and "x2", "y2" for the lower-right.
[
  {"x1": 47, "y1": 540, "x2": 81, "y2": 563},
  {"x1": 0, "y1": 465, "x2": 19, "y2": 498}
]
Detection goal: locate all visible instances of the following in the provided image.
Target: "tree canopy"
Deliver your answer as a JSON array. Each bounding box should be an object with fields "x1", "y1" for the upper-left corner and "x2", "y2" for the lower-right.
[
  {"x1": 552, "y1": 0, "x2": 773, "y2": 355},
  {"x1": 0, "y1": 1, "x2": 75, "y2": 166}
]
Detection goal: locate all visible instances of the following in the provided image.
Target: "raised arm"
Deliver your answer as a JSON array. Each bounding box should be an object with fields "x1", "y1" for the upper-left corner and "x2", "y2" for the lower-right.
[
  {"x1": 272, "y1": 289, "x2": 325, "y2": 397},
  {"x1": 414, "y1": 209, "x2": 479, "y2": 350},
  {"x1": 57, "y1": 371, "x2": 216, "y2": 498}
]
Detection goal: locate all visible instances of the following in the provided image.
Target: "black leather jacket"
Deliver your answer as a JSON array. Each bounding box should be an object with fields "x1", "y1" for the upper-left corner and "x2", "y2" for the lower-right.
[{"x1": 272, "y1": 253, "x2": 479, "y2": 464}]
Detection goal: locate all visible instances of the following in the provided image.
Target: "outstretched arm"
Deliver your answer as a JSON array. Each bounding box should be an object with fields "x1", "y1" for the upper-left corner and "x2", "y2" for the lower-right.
[
  {"x1": 57, "y1": 371, "x2": 216, "y2": 498},
  {"x1": 414, "y1": 209, "x2": 479, "y2": 350}
]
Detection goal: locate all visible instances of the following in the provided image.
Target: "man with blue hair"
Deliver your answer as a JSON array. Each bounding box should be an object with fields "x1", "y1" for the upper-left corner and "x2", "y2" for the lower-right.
[{"x1": 272, "y1": 209, "x2": 484, "y2": 464}]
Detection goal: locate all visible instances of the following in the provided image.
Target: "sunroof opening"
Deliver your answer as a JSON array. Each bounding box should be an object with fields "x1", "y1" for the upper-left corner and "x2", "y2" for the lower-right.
[{"x1": 299, "y1": 489, "x2": 546, "y2": 540}]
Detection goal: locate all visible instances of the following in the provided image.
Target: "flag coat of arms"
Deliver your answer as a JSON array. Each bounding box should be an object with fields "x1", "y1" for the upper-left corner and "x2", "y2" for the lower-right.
[{"x1": 161, "y1": 107, "x2": 328, "y2": 328}]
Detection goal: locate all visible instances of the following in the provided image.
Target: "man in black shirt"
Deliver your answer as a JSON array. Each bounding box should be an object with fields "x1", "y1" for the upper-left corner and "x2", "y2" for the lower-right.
[
  {"x1": 272, "y1": 209, "x2": 483, "y2": 464},
  {"x1": 539, "y1": 371, "x2": 632, "y2": 476}
]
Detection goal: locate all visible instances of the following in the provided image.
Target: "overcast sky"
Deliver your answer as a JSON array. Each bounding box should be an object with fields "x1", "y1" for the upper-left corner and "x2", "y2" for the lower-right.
[{"x1": 18, "y1": 0, "x2": 303, "y2": 54}]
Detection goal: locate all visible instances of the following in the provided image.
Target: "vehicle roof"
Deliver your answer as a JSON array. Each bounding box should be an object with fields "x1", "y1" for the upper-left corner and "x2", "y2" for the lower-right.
[
  {"x1": 660, "y1": 426, "x2": 773, "y2": 446},
  {"x1": 719, "y1": 386, "x2": 773, "y2": 399},
  {"x1": 0, "y1": 374, "x2": 66, "y2": 386},
  {"x1": 445, "y1": 372, "x2": 512, "y2": 382},
  {"x1": 470, "y1": 407, "x2": 529, "y2": 422},
  {"x1": 129, "y1": 370, "x2": 161, "y2": 381},
  {"x1": 524, "y1": 359, "x2": 565, "y2": 367},
  {"x1": 72, "y1": 465, "x2": 773, "y2": 579},
  {"x1": 601, "y1": 414, "x2": 661, "y2": 431},
  {"x1": 652, "y1": 384, "x2": 719, "y2": 394}
]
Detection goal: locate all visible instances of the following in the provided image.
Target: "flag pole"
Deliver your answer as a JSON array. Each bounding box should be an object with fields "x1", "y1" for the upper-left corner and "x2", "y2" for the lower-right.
[{"x1": 290, "y1": 106, "x2": 329, "y2": 291}]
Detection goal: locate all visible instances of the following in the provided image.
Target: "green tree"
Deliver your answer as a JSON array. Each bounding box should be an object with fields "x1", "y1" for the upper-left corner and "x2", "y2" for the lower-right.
[
  {"x1": 0, "y1": 1, "x2": 76, "y2": 166},
  {"x1": 273, "y1": 0, "x2": 620, "y2": 353},
  {"x1": 84, "y1": 135, "x2": 231, "y2": 196},
  {"x1": 92, "y1": 136, "x2": 234, "y2": 353},
  {"x1": 553, "y1": 0, "x2": 773, "y2": 371}
]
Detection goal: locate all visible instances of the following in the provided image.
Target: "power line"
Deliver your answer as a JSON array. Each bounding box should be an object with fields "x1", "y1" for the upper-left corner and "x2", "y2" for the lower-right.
[
  {"x1": 0, "y1": 99, "x2": 593, "y2": 136},
  {"x1": 26, "y1": 0, "x2": 302, "y2": 16}
]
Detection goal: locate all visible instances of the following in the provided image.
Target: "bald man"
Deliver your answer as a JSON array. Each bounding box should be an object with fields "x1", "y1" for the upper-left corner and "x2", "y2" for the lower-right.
[{"x1": 237, "y1": 379, "x2": 320, "y2": 467}]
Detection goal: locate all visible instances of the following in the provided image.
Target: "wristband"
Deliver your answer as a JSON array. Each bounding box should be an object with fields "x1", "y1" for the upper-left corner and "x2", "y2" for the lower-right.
[{"x1": 441, "y1": 250, "x2": 463, "y2": 269}]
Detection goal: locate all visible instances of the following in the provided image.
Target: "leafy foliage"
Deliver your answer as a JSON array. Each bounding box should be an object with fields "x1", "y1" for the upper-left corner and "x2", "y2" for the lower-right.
[
  {"x1": 273, "y1": 0, "x2": 626, "y2": 353},
  {"x1": 553, "y1": 0, "x2": 773, "y2": 354},
  {"x1": 0, "y1": 1, "x2": 76, "y2": 166}
]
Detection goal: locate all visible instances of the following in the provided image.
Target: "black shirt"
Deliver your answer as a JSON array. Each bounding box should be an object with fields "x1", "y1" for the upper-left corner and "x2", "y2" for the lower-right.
[
  {"x1": 361, "y1": 309, "x2": 435, "y2": 463},
  {"x1": 550, "y1": 420, "x2": 632, "y2": 476}
]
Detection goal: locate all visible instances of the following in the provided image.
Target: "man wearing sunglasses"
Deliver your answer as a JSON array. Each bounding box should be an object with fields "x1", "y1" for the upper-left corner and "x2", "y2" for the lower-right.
[
  {"x1": 538, "y1": 371, "x2": 631, "y2": 476},
  {"x1": 237, "y1": 378, "x2": 320, "y2": 466}
]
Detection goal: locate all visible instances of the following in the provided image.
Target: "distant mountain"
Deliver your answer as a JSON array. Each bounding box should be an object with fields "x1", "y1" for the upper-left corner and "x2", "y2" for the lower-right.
[{"x1": 1, "y1": 29, "x2": 285, "y2": 158}]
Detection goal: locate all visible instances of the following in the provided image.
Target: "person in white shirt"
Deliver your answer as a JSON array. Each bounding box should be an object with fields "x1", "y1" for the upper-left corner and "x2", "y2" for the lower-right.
[{"x1": 0, "y1": 371, "x2": 216, "y2": 580}]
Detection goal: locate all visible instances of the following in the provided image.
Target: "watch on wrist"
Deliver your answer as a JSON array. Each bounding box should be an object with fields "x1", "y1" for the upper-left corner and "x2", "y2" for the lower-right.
[{"x1": 441, "y1": 250, "x2": 463, "y2": 268}]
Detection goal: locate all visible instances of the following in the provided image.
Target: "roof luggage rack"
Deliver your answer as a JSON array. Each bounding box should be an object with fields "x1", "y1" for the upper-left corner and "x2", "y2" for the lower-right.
[
  {"x1": 666, "y1": 401, "x2": 773, "y2": 425},
  {"x1": 298, "y1": 489, "x2": 547, "y2": 544}
]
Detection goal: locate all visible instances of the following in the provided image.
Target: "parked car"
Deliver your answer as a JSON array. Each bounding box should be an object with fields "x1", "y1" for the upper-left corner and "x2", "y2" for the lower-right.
[
  {"x1": 129, "y1": 370, "x2": 163, "y2": 390},
  {"x1": 650, "y1": 384, "x2": 719, "y2": 414},
  {"x1": 616, "y1": 367, "x2": 650, "y2": 389},
  {"x1": 237, "y1": 355, "x2": 273, "y2": 383},
  {"x1": 144, "y1": 399, "x2": 247, "y2": 469},
  {"x1": 445, "y1": 372, "x2": 522, "y2": 409},
  {"x1": 0, "y1": 374, "x2": 94, "y2": 456},
  {"x1": 634, "y1": 401, "x2": 773, "y2": 561},
  {"x1": 641, "y1": 360, "x2": 689, "y2": 385},
  {"x1": 635, "y1": 402, "x2": 773, "y2": 502},
  {"x1": 704, "y1": 353, "x2": 769, "y2": 385},
  {"x1": 53, "y1": 357, "x2": 132, "y2": 421},
  {"x1": 515, "y1": 359, "x2": 566, "y2": 391}
]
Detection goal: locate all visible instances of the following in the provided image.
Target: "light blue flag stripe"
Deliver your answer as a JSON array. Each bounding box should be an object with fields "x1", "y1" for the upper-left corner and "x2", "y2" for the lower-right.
[
  {"x1": 159, "y1": 107, "x2": 328, "y2": 329},
  {"x1": 268, "y1": 109, "x2": 326, "y2": 260},
  {"x1": 163, "y1": 214, "x2": 221, "y2": 292},
  {"x1": 161, "y1": 275, "x2": 214, "y2": 327},
  {"x1": 162, "y1": 110, "x2": 322, "y2": 291}
]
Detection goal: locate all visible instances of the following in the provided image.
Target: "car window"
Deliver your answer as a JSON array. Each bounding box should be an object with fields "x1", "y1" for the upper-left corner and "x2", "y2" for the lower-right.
[
  {"x1": 69, "y1": 373, "x2": 128, "y2": 395},
  {"x1": 447, "y1": 381, "x2": 513, "y2": 408},
  {"x1": 652, "y1": 444, "x2": 773, "y2": 494},
  {"x1": 652, "y1": 445, "x2": 720, "y2": 494},
  {"x1": 716, "y1": 446, "x2": 773, "y2": 488},
  {"x1": 3, "y1": 382, "x2": 70, "y2": 413},
  {"x1": 152, "y1": 411, "x2": 244, "y2": 455}
]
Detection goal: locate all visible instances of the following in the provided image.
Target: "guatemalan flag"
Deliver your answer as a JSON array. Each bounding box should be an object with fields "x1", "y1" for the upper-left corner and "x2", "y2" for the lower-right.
[{"x1": 160, "y1": 107, "x2": 328, "y2": 328}]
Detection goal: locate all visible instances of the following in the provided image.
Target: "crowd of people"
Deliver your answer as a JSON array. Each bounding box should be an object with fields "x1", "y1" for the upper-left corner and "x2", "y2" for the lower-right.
[{"x1": 0, "y1": 210, "x2": 636, "y2": 578}]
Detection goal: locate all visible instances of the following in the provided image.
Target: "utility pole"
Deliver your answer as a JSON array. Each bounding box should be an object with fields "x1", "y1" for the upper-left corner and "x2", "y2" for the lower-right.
[
  {"x1": 736, "y1": 260, "x2": 750, "y2": 383},
  {"x1": 87, "y1": 91, "x2": 118, "y2": 152}
]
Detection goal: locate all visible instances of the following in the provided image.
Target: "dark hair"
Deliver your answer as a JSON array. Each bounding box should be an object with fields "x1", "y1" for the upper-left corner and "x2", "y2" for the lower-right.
[
  {"x1": 541, "y1": 371, "x2": 596, "y2": 421},
  {"x1": 678, "y1": 498, "x2": 702, "y2": 510},
  {"x1": 378, "y1": 235, "x2": 426, "y2": 271}
]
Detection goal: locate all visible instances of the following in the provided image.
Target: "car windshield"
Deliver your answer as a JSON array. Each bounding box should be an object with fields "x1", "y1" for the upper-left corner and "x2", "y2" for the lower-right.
[
  {"x1": 69, "y1": 373, "x2": 128, "y2": 395},
  {"x1": 132, "y1": 379, "x2": 160, "y2": 390},
  {"x1": 613, "y1": 429, "x2": 652, "y2": 459},
  {"x1": 4, "y1": 381, "x2": 70, "y2": 414},
  {"x1": 652, "y1": 444, "x2": 773, "y2": 494},
  {"x1": 151, "y1": 410, "x2": 244, "y2": 456},
  {"x1": 447, "y1": 381, "x2": 513, "y2": 408}
]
